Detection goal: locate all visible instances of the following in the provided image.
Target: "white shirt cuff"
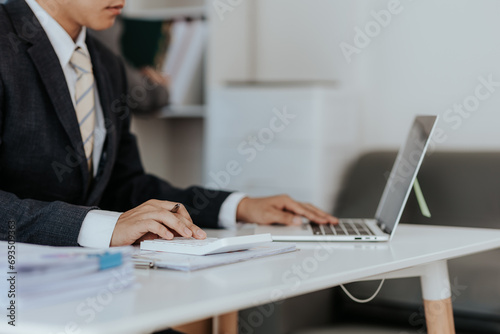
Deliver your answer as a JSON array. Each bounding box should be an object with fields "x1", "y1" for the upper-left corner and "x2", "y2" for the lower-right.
[
  {"x1": 77, "y1": 210, "x2": 122, "y2": 248},
  {"x1": 218, "y1": 192, "x2": 247, "y2": 229}
]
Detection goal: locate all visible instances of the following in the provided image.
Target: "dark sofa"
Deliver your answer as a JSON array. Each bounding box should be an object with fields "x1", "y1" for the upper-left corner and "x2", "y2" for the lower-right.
[{"x1": 333, "y1": 151, "x2": 500, "y2": 333}]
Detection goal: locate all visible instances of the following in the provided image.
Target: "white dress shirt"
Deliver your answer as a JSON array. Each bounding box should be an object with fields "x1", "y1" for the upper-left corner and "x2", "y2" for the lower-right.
[{"x1": 26, "y1": 0, "x2": 244, "y2": 248}]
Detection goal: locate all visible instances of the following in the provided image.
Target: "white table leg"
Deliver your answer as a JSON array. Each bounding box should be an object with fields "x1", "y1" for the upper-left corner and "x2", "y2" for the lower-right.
[{"x1": 420, "y1": 260, "x2": 456, "y2": 334}]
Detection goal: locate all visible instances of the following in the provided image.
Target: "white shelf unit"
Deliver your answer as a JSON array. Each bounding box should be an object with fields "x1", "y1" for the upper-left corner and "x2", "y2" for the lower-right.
[
  {"x1": 155, "y1": 105, "x2": 205, "y2": 119},
  {"x1": 122, "y1": 0, "x2": 207, "y2": 118},
  {"x1": 124, "y1": 0, "x2": 208, "y2": 186},
  {"x1": 122, "y1": 0, "x2": 206, "y2": 21},
  {"x1": 122, "y1": 6, "x2": 206, "y2": 21}
]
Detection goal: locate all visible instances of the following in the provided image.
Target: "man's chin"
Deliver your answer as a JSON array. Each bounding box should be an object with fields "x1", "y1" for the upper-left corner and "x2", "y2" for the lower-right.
[{"x1": 89, "y1": 18, "x2": 117, "y2": 31}]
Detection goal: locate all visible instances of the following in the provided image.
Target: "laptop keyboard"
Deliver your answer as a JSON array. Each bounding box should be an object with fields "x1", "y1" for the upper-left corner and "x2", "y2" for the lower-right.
[{"x1": 309, "y1": 219, "x2": 375, "y2": 236}]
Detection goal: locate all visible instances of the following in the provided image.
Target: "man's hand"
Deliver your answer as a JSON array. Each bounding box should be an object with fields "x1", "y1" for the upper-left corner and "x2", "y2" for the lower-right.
[
  {"x1": 236, "y1": 195, "x2": 338, "y2": 226},
  {"x1": 110, "y1": 199, "x2": 206, "y2": 247},
  {"x1": 141, "y1": 66, "x2": 169, "y2": 88}
]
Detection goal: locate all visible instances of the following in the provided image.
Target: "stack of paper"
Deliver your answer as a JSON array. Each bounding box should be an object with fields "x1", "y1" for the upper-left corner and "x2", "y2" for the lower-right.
[
  {"x1": 133, "y1": 243, "x2": 297, "y2": 271},
  {"x1": 0, "y1": 242, "x2": 136, "y2": 310}
]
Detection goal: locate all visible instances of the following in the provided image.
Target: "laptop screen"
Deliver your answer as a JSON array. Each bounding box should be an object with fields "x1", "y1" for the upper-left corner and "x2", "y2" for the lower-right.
[{"x1": 374, "y1": 115, "x2": 438, "y2": 235}]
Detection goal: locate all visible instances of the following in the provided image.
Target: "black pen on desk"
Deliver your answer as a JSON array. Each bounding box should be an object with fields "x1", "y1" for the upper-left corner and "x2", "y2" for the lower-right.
[{"x1": 170, "y1": 203, "x2": 180, "y2": 214}]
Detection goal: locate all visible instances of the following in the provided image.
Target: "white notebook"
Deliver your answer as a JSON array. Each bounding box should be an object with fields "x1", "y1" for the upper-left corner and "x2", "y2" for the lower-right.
[
  {"x1": 134, "y1": 242, "x2": 297, "y2": 271},
  {"x1": 140, "y1": 234, "x2": 273, "y2": 255}
]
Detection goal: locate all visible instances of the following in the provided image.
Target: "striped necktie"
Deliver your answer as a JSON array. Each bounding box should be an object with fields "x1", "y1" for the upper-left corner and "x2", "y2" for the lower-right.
[{"x1": 70, "y1": 47, "x2": 96, "y2": 171}]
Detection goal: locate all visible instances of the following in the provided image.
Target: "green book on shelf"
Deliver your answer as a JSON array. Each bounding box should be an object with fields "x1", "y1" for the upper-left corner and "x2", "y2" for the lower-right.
[{"x1": 121, "y1": 18, "x2": 169, "y2": 69}]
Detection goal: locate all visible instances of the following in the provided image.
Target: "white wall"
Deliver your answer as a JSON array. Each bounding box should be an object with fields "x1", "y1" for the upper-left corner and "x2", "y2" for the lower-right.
[
  {"x1": 210, "y1": 0, "x2": 500, "y2": 153},
  {"x1": 209, "y1": 0, "x2": 361, "y2": 85},
  {"x1": 355, "y1": 0, "x2": 500, "y2": 151},
  {"x1": 131, "y1": 117, "x2": 204, "y2": 188},
  {"x1": 254, "y1": 0, "x2": 360, "y2": 85}
]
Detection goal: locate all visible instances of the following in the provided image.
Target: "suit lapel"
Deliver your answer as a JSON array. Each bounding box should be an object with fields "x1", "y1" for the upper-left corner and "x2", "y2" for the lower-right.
[
  {"x1": 86, "y1": 37, "x2": 117, "y2": 205},
  {"x1": 5, "y1": 0, "x2": 90, "y2": 193}
]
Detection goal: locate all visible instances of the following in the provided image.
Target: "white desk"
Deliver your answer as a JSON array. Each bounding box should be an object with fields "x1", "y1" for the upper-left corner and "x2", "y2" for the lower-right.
[{"x1": 7, "y1": 224, "x2": 500, "y2": 334}]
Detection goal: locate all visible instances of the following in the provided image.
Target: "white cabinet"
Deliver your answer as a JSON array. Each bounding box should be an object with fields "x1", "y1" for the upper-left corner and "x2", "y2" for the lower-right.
[
  {"x1": 122, "y1": 0, "x2": 206, "y2": 21},
  {"x1": 205, "y1": 85, "x2": 360, "y2": 211}
]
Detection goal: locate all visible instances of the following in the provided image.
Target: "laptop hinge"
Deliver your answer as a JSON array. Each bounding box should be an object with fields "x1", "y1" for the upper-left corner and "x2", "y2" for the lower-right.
[{"x1": 377, "y1": 221, "x2": 391, "y2": 235}]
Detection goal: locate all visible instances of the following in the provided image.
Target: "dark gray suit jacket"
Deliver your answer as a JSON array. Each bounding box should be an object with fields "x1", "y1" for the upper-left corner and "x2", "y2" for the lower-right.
[{"x1": 0, "y1": 0, "x2": 230, "y2": 246}]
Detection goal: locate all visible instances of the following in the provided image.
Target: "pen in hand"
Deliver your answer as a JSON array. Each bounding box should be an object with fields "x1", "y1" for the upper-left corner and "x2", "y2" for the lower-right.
[
  {"x1": 170, "y1": 203, "x2": 180, "y2": 214},
  {"x1": 169, "y1": 203, "x2": 206, "y2": 239},
  {"x1": 168, "y1": 203, "x2": 186, "y2": 239}
]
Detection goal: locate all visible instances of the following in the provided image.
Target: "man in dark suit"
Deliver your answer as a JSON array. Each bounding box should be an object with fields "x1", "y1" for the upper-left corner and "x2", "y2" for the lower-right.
[{"x1": 0, "y1": 0, "x2": 337, "y2": 248}]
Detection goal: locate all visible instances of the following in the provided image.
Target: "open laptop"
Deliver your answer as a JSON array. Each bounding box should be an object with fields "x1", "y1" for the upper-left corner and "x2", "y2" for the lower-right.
[{"x1": 255, "y1": 115, "x2": 438, "y2": 242}]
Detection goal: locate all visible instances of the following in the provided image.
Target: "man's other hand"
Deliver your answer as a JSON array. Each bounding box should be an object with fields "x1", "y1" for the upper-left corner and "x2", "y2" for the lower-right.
[
  {"x1": 236, "y1": 195, "x2": 338, "y2": 226},
  {"x1": 110, "y1": 200, "x2": 206, "y2": 247}
]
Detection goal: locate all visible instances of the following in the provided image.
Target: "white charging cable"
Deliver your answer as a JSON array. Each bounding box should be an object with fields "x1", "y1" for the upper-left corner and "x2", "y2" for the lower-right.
[{"x1": 340, "y1": 279, "x2": 385, "y2": 303}]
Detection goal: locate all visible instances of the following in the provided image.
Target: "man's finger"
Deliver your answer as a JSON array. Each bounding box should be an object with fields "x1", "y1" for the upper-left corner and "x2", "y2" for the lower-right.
[
  {"x1": 188, "y1": 224, "x2": 207, "y2": 239},
  {"x1": 171, "y1": 203, "x2": 194, "y2": 224},
  {"x1": 266, "y1": 209, "x2": 303, "y2": 226},
  {"x1": 164, "y1": 203, "x2": 204, "y2": 238},
  {"x1": 141, "y1": 209, "x2": 193, "y2": 238},
  {"x1": 134, "y1": 232, "x2": 165, "y2": 244},
  {"x1": 143, "y1": 208, "x2": 204, "y2": 239},
  {"x1": 177, "y1": 214, "x2": 206, "y2": 240},
  {"x1": 302, "y1": 203, "x2": 339, "y2": 224},
  {"x1": 147, "y1": 200, "x2": 195, "y2": 225},
  {"x1": 281, "y1": 199, "x2": 328, "y2": 224},
  {"x1": 144, "y1": 220, "x2": 174, "y2": 240}
]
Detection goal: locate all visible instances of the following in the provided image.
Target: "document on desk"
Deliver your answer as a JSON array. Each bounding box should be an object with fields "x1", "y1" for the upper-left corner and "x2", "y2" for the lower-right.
[
  {"x1": 133, "y1": 242, "x2": 297, "y2": 271},
  {"x1": 0, "y1": 242, "x2": 136, "y2": 310}
]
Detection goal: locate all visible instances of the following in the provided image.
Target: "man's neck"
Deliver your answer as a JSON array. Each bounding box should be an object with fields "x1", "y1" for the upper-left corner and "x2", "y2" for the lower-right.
[{"x1": 35, "y1": 0, "x2": 82, "y2": 41}]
